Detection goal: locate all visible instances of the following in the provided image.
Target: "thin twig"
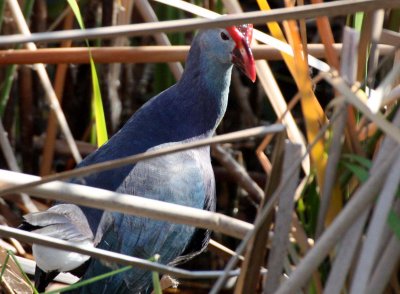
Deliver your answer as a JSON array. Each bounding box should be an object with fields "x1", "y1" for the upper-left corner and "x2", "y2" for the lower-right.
[
  {"x1": 211, "y1": 144, "x2": 264, "y2": 204},
  {"x1": 208, "y1": 239, "x2": 245, "y2": 261}
]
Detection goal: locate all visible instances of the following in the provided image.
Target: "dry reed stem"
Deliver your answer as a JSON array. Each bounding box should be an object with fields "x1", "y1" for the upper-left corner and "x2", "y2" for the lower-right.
[
  {"x1": 263, "y1": 143, "x2": 300, "y2": 294},
  {"x1": 339, "y1": 28, "x2": 366, "y2": 156},
  {"x1": 208, "y1": 239, "x2": 245, "y2": 262},
  {"x1": 1, "y1": 44, "x2": 395, "y2": 65},
  {"x1": 256, "y1": 46, "x2": 310, "y2": 175},
  {"x1": 357, "y1": 12, "x2": 374, "y2": 82},
  {"x1": 381, "y1": 29, "x2": 400, "y2": 47},
  {"x1": 234, "y1": 134, "x2": 286, "y2": 293},
  {"x1": 255, "y1": 59, "x2": 310, "y2": 174},
  {"x1": 296, "y1": 0, "x2": 310, "y2": 67},
  {"x1": 256, "y1": 134, "x2": 273, "y2": 176},
  {"x1": 0, "y1": 219, "x2": 26, "y2": 256},
  {"x1": 0, "y1": 125, "x2": 283, "y2": 197},
  {"x1": 0, "y1": 169, "x2": 252, "y2": 239},
  {"x1": 0, "y1": 249, "x2": 32, "y2": 293},
  {"x1": 315, "y1": 103, "x2": 347, "y2": 238},
  {"x1": 1, "y1": 0, "x2": 398, "y2": 46},
  {"x1": 255, "y1": 73, "x2": 324, "y2": 177}
]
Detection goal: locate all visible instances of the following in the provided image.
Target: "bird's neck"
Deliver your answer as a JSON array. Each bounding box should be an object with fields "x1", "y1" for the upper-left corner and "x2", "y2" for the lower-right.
[{"x1": 175, "y1": 48, "x2": 233, "y2": 138}]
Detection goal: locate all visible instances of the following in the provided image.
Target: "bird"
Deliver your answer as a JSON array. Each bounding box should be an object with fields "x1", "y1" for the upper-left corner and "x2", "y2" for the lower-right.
[{"x1": 20, "y1": 24, "x2": 256, "y2": 293}]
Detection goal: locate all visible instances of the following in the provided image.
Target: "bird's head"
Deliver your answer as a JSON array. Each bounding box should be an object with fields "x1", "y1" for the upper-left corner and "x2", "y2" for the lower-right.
[{"x1": 198, "y1": 24, "x2": 256, "y2": 82}]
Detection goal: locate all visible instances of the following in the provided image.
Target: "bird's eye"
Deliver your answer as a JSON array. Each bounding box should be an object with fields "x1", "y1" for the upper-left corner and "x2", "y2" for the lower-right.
[{"x1": 220, "y1": 32, "x2": 229, "y2": 41}]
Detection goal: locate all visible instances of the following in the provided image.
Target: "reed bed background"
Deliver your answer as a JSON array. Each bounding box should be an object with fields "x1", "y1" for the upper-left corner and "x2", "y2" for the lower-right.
[{"x1": 0, "y1": 0, "x2": 399, "y2": 293}]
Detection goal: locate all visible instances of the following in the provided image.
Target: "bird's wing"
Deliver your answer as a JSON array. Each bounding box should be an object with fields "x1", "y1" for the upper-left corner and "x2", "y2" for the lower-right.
[
  {"x1": 83, "y1": 144, "x2": 214, "y2": 293},
  {"x1": 22, "y1": 204, "x2": 93, "y2": 242}
]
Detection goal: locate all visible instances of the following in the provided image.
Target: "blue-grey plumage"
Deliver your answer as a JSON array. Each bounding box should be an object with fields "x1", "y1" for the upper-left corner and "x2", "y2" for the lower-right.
[
  {"x1": 81, "y1": 142, "x2": 215, "y2": 293},
  {"x1": 22, "y1": 25, "x2": 256, "y2": 293}
]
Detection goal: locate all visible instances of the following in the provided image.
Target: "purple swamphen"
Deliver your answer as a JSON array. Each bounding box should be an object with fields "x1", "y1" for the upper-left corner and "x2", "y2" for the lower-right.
[{"x1": 20, "y1": 24, "x2": 256, "y2": 293}]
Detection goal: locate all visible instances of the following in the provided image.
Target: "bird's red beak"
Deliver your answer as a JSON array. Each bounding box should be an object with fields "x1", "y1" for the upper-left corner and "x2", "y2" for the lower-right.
[{"x1": 227, "y1": 24, "x2": 256, "y2": 82}]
